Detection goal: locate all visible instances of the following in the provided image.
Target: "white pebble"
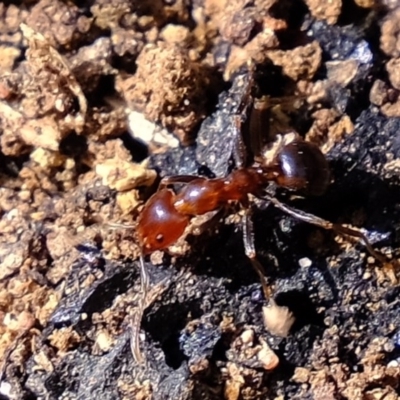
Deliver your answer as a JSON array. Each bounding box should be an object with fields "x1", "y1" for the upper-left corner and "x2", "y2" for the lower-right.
[{"x1": 299, "y1": 257, "x2": 312, "y2": 268}]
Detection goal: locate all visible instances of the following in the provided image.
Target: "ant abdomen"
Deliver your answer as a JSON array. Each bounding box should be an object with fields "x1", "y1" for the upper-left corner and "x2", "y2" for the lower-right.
[
  {"x1": 137, "y1": 188, "x2": 189, "y2": 254},
  {"x1": 275, "y1": 140, "x2": 330, "y2": 196}
]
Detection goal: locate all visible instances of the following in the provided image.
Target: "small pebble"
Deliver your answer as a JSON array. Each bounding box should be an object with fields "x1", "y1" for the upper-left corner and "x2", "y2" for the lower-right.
[
  {"x1": 0, "y1": 382, "x2": 11, "y2": 397},
  {"x1": 263, "y1": 300, "x2": 295, "y2": 337},
  {"x1": 387, "y1": 359, "x2": 399, "y2": 368},
  {"x1": 257, "y1": 338, "x2": 279, "y2": 370},
  {"x1": 299, "y1": 257, "x2": 312, "y2": 268}
]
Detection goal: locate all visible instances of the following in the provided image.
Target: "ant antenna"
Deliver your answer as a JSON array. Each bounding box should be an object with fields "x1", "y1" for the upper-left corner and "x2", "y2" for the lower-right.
[
  {"x1": 101, "y1": 222, "x2": 150, "y2": 363},
  {"x1": 130, "y1": 253, "x2": 150, "y2": 364}
]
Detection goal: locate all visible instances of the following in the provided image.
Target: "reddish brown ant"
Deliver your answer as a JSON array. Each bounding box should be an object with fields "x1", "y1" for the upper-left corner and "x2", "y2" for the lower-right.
[{"x1": 130, "y1": 69, "x2": 386, "y2": 363}]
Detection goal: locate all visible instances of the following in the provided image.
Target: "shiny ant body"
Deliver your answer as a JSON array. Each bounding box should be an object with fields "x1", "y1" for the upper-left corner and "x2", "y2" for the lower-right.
[
  {"x1": 131, "y1": 69, "x2": 385, "y2": 363},
  {"x1": 137, "y1": 136, "x2": 330, "y2": 254}
]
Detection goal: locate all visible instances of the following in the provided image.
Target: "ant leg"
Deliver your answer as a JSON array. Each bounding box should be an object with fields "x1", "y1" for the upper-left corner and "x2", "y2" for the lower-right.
[
  {"x1": 232, "y1": 66, "x2": 255, "y2": 168},
  {"x1": 248, "y1": 96, "x2": 272, "y2": 157},
  {"x1": 242, "y1": 208, "x2": 272, "y2": 300},
  {"x1": 233, "y1": 114, "x2": 248, "y2": 168},
  {"x1": 159, "y1": 175, "x2": 199, "y2": 189},
  {"x1": 233, "y1": 94, "x2": 272, "y2": 167},
  {"x1": 264, "y1": 194, "x2": 387, "y2": 264},
  {"x1": 130, "y1": 253, "x2": 150, "y2": 363},
  {"x1": 106, "y1": 222, "x2": 135, "y2": 229}
]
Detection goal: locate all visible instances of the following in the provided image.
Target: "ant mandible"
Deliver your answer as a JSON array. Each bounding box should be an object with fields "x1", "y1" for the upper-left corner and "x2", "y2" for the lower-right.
[{"x1": 131, "y1": 67, "x2": 385, "y2": 363}]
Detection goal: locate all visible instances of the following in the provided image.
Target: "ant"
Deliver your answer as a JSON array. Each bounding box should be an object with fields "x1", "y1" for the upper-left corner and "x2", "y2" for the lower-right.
[{"x1": 131, "y1": 67, "x2": 387, "y2": 363}]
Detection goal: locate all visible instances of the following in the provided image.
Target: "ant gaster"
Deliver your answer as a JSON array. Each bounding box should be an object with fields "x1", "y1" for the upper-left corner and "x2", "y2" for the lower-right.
[{"x1": 131, "y1": 69, "x2": 385, "y2": 363}]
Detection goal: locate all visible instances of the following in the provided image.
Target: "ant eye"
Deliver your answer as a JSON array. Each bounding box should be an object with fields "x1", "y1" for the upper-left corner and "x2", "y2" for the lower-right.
[{"x1": 156, "y1": 234, "x2": 164, "y2": 243}]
